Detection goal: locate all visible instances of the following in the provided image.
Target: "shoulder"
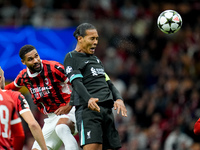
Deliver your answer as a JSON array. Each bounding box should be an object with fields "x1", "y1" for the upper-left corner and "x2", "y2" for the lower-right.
[
  {"x1": 18, "y1": 68, "x2": 28, "y2": 76},
  {"x1": 65, "y1": 52, "x2": 72, "y2": 59},
  {"x1": 65, "y1": 51, "x2": 80, "y2": 58},
  {"x1": 3, "y1": 90, "x2": 23, "y2": 100},
  {"x1": 0, "y1": 90, "x2": 15, "y2": 105},
  {"x1": 43, "y1": 60, "x2": 64, "y2": 69}
]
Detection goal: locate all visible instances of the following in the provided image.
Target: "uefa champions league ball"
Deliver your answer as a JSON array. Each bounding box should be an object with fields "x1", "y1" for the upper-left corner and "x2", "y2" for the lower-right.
[{"x1": 157, "y1": 10, "x2": 182, "y2": 34}]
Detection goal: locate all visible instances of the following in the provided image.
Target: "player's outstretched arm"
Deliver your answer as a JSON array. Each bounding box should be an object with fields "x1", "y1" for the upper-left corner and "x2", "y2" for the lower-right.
[
  {"x1": 21, "y1": 111, "x2": 48, "y2": 150},
  {"x1": 194, "y1": 118, "x2": 200, "y2": 135},
  {"x1": 114, "y1": 99, "x2": 127, "y2": 117},
  {"x1": 5, "y1": 81, "x2": 21, "y2": 91}
]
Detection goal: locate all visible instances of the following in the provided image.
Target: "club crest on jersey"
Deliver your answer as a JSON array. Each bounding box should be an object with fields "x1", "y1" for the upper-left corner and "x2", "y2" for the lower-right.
[
  {"x1": 66, "y1": 66, "x2": 73, "y2": 74},
  {"x1": 44, "y1": 78, "x2": 49, "y2": 85}
]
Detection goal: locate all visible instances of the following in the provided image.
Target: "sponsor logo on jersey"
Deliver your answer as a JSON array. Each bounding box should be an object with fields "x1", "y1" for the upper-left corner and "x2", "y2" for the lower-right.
[
  {"x1": 66, "y1": 66, "x2": 73, "y2": 74},
  {"x1": 91, "y1": 67, "x2": 105, "y2": 76},
  {"x1": 30, "y1": 86, "x2": 52, "y2": 98}
]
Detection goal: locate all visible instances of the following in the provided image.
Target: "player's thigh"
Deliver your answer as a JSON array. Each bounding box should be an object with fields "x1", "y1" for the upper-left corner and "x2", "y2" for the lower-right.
[
  {"x1": 102, "y1": 108, "x2": 121, "y2": 149},
  {"x1": 76, "y1": 105, "x2": 103, "y2": 146},
  {"x1": 57, "y1": 107, "x2": 77, "y2": 134}
]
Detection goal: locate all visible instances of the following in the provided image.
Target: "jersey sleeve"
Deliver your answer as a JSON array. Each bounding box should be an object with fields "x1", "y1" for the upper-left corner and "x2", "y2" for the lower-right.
[
  {"x1": 63, "y1": 52, "x2": 83, "y2": 83},
  {"x1": 15, "y1": 92, "x2": 30, "y2": 115},
  {"x1": 14, "y1": 70, "x2": 25, "y2": 87},
  {"x1": 54, "y1": 62, "x2": 69, "y2": 83},
  {"x1": 7, "y1": 90, "x2": 30, "y2": 114},
  {"x1": 4, "y1": 82, "x2": 21, "y2": 91}
]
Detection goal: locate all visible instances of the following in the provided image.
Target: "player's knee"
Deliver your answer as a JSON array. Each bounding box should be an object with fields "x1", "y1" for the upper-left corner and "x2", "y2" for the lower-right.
[
  {"x1": 57, "y1": 118, "x2": 70, "y2": 125},
  {"x1": 56, "y1": 118, "x2": 75, "y2": 134}
]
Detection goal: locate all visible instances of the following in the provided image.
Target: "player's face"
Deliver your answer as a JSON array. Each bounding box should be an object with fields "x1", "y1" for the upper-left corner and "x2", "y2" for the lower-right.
[
  {"x1": 22, "y1": 49, "x2": 42, "y2": 73},
  {"x1": 79, "y1": 29, "x2": 98, "y2": 54}
]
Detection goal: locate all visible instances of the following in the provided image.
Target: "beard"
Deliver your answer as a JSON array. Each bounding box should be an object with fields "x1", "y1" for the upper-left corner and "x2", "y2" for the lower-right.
[{"x1": 30, "y1": 63, "x2": 42, "y2": 73}]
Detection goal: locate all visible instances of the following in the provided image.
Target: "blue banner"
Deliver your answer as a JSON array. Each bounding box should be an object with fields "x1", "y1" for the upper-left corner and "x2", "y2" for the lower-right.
[{"x1": 0, "y1": 26, "x2": 76, "y2": 80}]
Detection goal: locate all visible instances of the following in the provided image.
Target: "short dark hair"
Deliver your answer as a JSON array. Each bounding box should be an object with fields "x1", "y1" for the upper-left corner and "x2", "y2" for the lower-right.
[
  {"x1": 73, "y1": 23, "x2": 96, "y2": 40},
  {"x1": 19, "y1": 45, "x2": 36, "y2": 59}
]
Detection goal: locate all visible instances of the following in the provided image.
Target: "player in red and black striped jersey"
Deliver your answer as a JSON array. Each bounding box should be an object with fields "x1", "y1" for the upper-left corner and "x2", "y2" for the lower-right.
[
  {"x1": 5, "y1": 45, "x2": 78, "y2": 150},
  {"x1": 0, "y1": 67, "x2": 47, "y2": 150},
  {"x1": 8, "y1": 59, "x2": 71, "y2": 114},
  {"x1": 0, "y1": 67, "x2": 25, "y2": 150}
]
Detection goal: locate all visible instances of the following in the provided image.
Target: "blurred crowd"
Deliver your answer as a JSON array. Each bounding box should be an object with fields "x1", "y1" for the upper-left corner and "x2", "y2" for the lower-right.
[{"x1": 2, "y1": 0, "x2": 200, "y2": 149}]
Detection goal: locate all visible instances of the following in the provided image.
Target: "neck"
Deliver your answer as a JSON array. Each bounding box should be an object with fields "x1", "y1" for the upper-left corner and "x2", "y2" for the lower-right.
[{"x1": 75, "y1": 45, "x2": 83, "y2": 53}]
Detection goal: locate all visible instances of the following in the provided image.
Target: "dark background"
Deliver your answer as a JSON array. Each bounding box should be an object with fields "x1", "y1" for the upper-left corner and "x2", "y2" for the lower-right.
[{"x1": 0, "y1": 0, "x2": 200, "y2": 149}]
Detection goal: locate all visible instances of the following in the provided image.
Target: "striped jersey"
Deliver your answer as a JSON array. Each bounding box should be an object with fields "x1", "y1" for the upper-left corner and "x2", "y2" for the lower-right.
[{"x1": 14, "y1": 60, "x2": 71, "y2": 114}]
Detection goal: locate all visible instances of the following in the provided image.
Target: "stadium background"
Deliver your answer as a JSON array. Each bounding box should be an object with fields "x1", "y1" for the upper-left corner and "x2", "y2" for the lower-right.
[{"x1": 0, "y1": 0, "x2": 200, "y2": 149}]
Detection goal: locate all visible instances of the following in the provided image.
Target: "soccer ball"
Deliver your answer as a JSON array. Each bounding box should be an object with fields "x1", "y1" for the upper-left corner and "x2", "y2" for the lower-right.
[{"x1": 157, "y1": 10, "x2": 182, "y2": 34}]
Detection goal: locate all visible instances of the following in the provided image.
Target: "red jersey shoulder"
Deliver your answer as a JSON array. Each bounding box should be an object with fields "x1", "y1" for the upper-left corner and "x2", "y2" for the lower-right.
[
  {"x1": 42, "y1": 60, "x2": 66, "y2": 77},
  {"x1": 0, "y1": 89, "x2": 15, "y2": 107},
  {"x1": 43, "y1": 60, "x2": 64, "y2": 69},
  {"x1": 17, "y1": 68, "x2": 28, "y2": 77},
  {"x1": 3, "y1": 90, "x2": 29, "y2": 112},
  {"x1": 4, "y1": 90, "x2": 25, "y2": 101}
]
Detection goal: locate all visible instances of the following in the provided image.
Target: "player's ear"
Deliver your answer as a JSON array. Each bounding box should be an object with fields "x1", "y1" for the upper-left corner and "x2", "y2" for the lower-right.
[
  {"x1": 21, "y1": 59, "x2": 25, "y2": 65},
  {"x1": 77, "y1": 36, "x2": 83, "y2": 42}
]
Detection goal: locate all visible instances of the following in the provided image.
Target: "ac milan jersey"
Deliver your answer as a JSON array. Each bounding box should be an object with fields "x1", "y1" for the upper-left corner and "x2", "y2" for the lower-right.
[
  {"x1": 14, "y1": 60, "x2": 71, "y2": 114},
  {"x1": 3, "y1": 90, "x2": 30, "y2": 114},
  {"x1": 0, "y1": 89, "x2": 22, "y2": 150}
]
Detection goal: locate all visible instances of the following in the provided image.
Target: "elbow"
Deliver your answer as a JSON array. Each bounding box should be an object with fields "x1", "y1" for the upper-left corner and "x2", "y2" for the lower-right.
[{"x1": 28, "y1": 121, "x2": 40, "y2": 130}]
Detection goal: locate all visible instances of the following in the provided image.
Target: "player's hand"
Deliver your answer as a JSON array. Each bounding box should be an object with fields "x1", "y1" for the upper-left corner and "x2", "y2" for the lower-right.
[
  {"x1": 114, "y1": 99, "x2": 127, "y2": 117},
  {"x1": 54, "y1": 103, "x2": 72, "y2": 115},
  {"x1": 88, "y1": 98, "x2": 100, "y2": 112}
]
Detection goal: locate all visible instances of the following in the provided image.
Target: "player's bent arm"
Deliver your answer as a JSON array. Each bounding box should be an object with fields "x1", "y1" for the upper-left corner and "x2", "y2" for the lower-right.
[
  {"x1": 21, "y1": 111, "x2": 48, "y2": 150},
  {"x1": 71, "y1": 78, "x2": 92, "y2": 102},
  {"x1": 194, "y1": 118, "x2": 200, "y2": 135},
  {"x1": 11, "y1": 120, "x2": 25, "y2": 150},
  {"x1": 5, "y1": 81, "x2": 21, "y2": 91}
]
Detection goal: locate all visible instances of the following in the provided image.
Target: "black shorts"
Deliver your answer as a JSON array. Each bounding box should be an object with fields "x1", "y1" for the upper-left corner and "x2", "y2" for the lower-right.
[{"x1": 75, "y1": 103, "x2": 121, "y2": 149}]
